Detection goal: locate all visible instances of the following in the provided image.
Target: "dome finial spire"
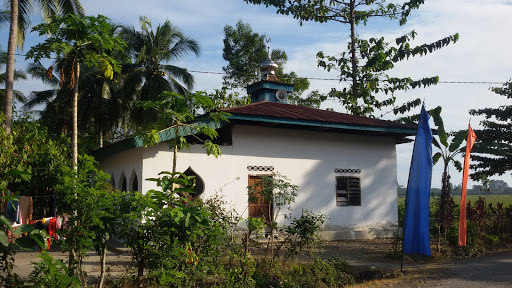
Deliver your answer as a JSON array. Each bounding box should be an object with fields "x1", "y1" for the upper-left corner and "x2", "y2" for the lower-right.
[
  {"x1": 260, "y1": 37, "x2": 279, "y2": 81},
  {"x1": 266, "y1": 37, "x2": 271, "y2": 57}
]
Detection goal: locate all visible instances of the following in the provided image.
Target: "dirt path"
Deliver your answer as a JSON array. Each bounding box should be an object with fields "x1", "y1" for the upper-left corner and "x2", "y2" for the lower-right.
[
  {"x1": 12, "y1": 239, "x2": 512, "y2": 287},
  {"x1": 429, "y1": 250, "x2": 512, "y2": 288}
]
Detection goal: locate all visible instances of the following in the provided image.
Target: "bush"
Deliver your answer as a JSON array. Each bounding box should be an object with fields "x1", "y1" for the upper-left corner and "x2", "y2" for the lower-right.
[
  {"x1": 277, "y1": 257, "x2": 354, "y2": 288},
  {"x1": 284, "y1": 210, "x2": 326, "y2": 259},
  {"x1": 29, "y1": 251, "x2": 80, "y2": 288}
]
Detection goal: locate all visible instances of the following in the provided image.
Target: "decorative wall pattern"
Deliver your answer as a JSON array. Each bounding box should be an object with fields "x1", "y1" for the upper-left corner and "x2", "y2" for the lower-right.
[
  {"x1": 334, "y1": 168, "x2": 361, "y2": 174},
  {"x1": 247, "y1": 165, "x2": 274, "y2": 171}
]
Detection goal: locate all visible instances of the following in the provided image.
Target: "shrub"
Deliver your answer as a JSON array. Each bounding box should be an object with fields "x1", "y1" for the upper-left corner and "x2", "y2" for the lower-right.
[{"x1": 29, "y1": 251, "x2": 80, "y2": 288}]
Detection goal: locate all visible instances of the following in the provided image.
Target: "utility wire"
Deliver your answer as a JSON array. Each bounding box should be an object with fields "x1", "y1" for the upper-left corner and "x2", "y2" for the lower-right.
[
  {"x1": 14, "y1": 53, "x2": 507, "y2": 85},
  {"x1": 189, "y1": 70, "x2": 505, "y2": 84}
]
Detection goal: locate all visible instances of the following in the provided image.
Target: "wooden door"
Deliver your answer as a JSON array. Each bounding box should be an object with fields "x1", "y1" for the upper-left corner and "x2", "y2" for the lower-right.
[{"x1": 248, "y1": 175, "x2": 272, "y2": 222}]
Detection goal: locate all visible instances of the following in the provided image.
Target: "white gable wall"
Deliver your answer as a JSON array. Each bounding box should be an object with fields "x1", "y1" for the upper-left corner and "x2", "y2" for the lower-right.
[
  {"x1": 140, "y1": 125, "x2": 398, "y2": 239},
  {"x1": 98, "y1": 147, "x2": 143, "y2": 193}
]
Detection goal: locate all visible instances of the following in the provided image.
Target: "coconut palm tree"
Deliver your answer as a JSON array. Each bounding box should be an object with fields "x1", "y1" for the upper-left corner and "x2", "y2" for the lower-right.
[
  {"x1": 121, "y1": 16, "x2": 200, "y2": 127},
  {"x1": 25, "y1": 23, "x2": 129, "y2": 149},
  {"x1": 0, "y1": 50, "x2": 27, "y2": 108},
  {"x1": 3, "y1": 0, "x2": 83, "y2": 134}
]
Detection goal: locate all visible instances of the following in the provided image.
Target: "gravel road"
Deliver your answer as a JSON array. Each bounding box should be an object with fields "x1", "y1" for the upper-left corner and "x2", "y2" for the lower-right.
[{"x1": 431, "y1": 250, "x2": 512, "y2": 288}]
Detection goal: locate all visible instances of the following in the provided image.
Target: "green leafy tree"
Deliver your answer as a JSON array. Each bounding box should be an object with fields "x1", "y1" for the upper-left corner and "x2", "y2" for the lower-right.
[
  {"x1": 245, "y1": 0, "x2": 458, "y2": 117},
  {"x1": 121, "y1": 16, "x2": 200, "y2": 126},
  {"x1": 56, "y1": 155, "x2": 117, "y2": 286},
  {"x1": 25, "y1": 33, "x2": 132, "y2": 150},
  {"x1": 139, "y1": 91, "x2": 228, "y2": 174},
  {"x1": 3, "y1": 0, "x2": 83, "y2": 135},
  {"x1": 26, "y1": 14, "x2": 126, "y2": 170},
  {"x1": 469, "y1": 80, "x2": 512, "y2": 179},
  {"x1": 223, "y1": 20, "x2": 324, "y2": 108},
  {"x1": 222, "y1": 20, "x2": 285, "y2": 88},
  {"x1": 206, "y1": 87, "x2": 251, "y2": 111}
]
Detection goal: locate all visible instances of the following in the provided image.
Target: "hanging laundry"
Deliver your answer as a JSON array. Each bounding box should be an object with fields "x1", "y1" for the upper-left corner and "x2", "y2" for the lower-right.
[
  {"x1": 6, "y1": 199, "x2": 18, "y2": 222},
  {"x1": 18, "y1": 196, "x2": 33, "y2": 225}
]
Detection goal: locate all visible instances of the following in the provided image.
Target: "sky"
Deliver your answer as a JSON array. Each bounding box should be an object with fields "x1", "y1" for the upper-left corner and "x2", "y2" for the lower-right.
[{"x1": 2, "y1": 0, "x2": 512, "y2": 189}]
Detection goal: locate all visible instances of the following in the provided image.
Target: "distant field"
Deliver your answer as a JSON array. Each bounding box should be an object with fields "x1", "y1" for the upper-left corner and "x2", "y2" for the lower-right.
[{"x1": 398, "y1": 194, "x2": 512, "y2": 208}]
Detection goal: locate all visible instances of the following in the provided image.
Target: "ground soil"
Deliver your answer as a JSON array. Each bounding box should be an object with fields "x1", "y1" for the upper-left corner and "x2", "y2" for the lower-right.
[{"x1": 12, "y1": 238, "x2": 512, "y2": 287}]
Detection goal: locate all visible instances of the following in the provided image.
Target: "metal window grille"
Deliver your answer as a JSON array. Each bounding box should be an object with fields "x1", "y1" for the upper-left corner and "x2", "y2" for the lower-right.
[{"x1": 336, "y1": 176, "x2": 361, "y2": 206}]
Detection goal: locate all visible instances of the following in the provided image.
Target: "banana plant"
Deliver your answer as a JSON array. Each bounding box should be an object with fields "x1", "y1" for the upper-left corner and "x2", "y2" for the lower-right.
[{"x1": 431, "y1": 107, "x2": 467, "y2": 246}]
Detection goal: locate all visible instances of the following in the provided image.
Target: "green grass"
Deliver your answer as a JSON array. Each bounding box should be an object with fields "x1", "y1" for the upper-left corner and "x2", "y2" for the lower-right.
[{"x1": 398, "y1": 194, "x2": 512, "y2": 208}]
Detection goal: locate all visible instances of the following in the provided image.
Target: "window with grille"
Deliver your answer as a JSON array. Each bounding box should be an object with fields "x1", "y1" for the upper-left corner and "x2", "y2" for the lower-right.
[{"x1": 336, "y1": 176, "x2": 361, "y2": 206}]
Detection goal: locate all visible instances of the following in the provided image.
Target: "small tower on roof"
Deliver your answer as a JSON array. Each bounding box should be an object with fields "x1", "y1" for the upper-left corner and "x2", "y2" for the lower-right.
[{"x1": 247, "y1": 37, "x2": 293, "y2": 104}]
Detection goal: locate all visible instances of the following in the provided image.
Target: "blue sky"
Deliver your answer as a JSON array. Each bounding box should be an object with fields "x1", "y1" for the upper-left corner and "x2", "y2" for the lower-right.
[{"x1": 2, "y1": 0, "x2": 512, "y2": 189}]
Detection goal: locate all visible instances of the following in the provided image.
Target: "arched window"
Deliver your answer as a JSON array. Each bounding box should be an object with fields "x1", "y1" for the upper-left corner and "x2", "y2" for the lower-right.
[
  {"x1": 131, "y1": 172, "x2": 139, "y2": 192},
  {"x1": 183, "y1": 167, "x2": 204, "y2": 198},
  {"x1": 120, "y1": 172, "x2": 127, "y2": 192}
]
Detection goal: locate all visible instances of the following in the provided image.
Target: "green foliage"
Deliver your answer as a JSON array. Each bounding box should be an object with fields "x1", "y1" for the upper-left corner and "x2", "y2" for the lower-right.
[
  {"x1": 206, "y1": 87, "x2": 251, "y2": 111},
  {"x1": 118, "y1": 171, "x2": 228, "y2": 286},
  {"x1": 121, "y1": 16, "x2": 200, "y2": 126},
  {"x1": 245, "y1": 0, "x2": 458, "y2": 117},
  {"x1": 284, "y1": 209, "x2": 326, "y2": 259},
  {"x1": 222, "y1": 20, "x2": 286, "y2": 88},
  {"x1": 29, "y1": 251, "x2": 80, "y2": 288},
  {"x1": 138, "y1": 91, "x2": 229, "y2": 173},
  {"x1": 469, "y1": 79, "x2": 512, "y2": 179},
  {"x1": 56, "y1": 155, "x2": 117, "y2": 284},
  {"x1": 26, "y1": 14, "x2": 125, "y2": 80},
  {"x1": 3, "y1": 114, "x2": 70, "y2": 206},
  {"x1": 264, "y1": 257, "x2": 354, "y2": 288},
  {"x1": 222, "y1": 20, "x2": 318, "y2": 106}
]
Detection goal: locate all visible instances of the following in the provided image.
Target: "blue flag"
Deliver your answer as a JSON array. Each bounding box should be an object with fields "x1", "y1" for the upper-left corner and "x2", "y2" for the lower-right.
[{"x1": 403, "y1": 104, "x2": 433, "y2": 256}]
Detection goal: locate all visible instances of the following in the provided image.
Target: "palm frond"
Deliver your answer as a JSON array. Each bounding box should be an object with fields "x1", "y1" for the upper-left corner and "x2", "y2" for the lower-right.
[
  {"x1": 57, "y1": 0, "x2": 84, "y2": 15},
  {"x1": 161, "y1": 64, "x2": 194, "y2": 90},
  {"x1": 17, "y1": 0, "x2": 33, "y2": 49},
  {"x1": 23, "y1": 89, "x2": 58, "y2": 110},
  {"x1": 0, "y1": 10, "x2": 9, "y2": 28},
  {"x1": 26, "y1": 62, "x2": 60, "y2": 85}
]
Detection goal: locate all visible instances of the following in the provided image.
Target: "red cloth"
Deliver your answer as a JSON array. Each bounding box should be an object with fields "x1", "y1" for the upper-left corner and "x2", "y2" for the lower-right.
[
  {"x1": 46, "y1": 217, "x2": 57, "y2": 250},
  {"x1": 458, "y1": 124, "x2": 477, "y2": 247}
]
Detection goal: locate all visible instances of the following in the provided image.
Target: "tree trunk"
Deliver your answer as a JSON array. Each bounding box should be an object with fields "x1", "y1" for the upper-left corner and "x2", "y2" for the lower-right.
[
  {"x1": 4, "y1": 0, "x2": 18, "y2": 135},
  {"x1": 349, "y1": 0, "x2": 358, "y2": 99},
  {"x1": 72, "y1": 62, "x2": 80, "y2": 170},
  {"x1": 137, "y1": 260, "x2": 144, "y2": 288},
  {"x1": 97, "y1": 246, "x2": 107, "y2": 288},
  {"x1": 99, "y1": 130, "x2": 103, "y2": 148}
]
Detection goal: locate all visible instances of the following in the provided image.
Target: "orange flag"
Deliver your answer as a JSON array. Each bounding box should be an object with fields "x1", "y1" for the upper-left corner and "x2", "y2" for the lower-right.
[{"x1": 458, "y1": 124, "x2": 477, "y2": 247}]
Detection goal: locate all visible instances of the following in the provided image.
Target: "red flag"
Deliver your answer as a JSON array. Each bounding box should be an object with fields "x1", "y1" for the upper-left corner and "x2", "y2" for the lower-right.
[{"x1": 458, "y1": 124, "x2": 477, "y2": 247}]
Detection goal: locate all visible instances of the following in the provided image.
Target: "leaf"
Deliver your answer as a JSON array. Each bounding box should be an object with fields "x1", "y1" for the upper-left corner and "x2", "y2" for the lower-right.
[
  {"x1": 433, "y1": 152, "x2": 442, "y2": 165},
  {"x1": 432, "y1": 136, "x2": 442, "y2": 150},
  {"x1": 185, "y1": 213, "x2": 190, "y2": 227},
  {"x1": 0, "y1": 230, "x2": 8, "y2": 247},
  {"x1": 431, "y1": 107, "x2": 448, "y2": 147},
  {"x1": 0, "y1": 216, "x2": 15, "y2": 234},
  {"x1": 453, "y1": 160, "x2": 463, "y2": 172},
  {"x1": 449, "y1": 130, "x2": 467, "y2": 153}
]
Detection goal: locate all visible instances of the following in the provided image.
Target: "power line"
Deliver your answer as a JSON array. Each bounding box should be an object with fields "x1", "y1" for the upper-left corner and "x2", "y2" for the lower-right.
[
  {"x1": 12, "y1": 53, "x2": 507, "y2": 85},
  {"x1": 188, "y1": 70, "x2": 505, "y2": 84}
]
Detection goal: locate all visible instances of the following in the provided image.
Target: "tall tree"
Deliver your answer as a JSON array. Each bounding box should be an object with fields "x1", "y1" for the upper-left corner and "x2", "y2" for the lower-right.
[
  {"x1": 3, "y1": 0, "x2": 84, "y2": 134},
  {"x1": 121, "y1": 17, "x2": 200, "y2": 127},
  {"x1": 26, "y1": 14, "x2": 126, "y2": 170},
  {"x1": 223, "y1": 20, "x2": 324, "y2": 107},
  {"x1": 244, "y1": 0, "x2": 458, "y2": 117},
  {"x1": 0, "y1": 50, "x2": 27, "y2": 108},
  {"x1": 469, "y1": 80, "x2": 512, "y2": 180}
]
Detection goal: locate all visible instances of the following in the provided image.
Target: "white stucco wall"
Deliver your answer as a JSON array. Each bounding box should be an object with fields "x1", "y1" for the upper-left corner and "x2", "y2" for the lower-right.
[
  {"x1": 139, "y1": 124, "x2": 399, "y2": 237},
  {"x1": 97, "y1": 147, "x2": 143, "y2": 193}
]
